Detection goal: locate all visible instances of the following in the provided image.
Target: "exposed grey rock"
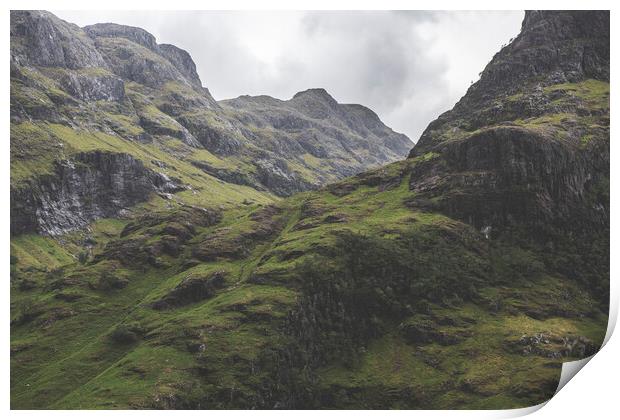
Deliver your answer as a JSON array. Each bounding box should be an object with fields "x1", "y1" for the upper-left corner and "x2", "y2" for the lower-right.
[
  {"x1": 10, "y1": 9, "x2": 413, "y2": 224},
  {"x1": 508, "y1": 333, "x2": 597, "y2": 359},
  {"x1": 89, "y1": 36, "x2": 193, "y2": 89},
  {"x1": 221, "y1": 88, "x2": 412, "y2": 183},
  {"x1": 254, "y1": 158, "x2": 316, "y2": 196},
  {"x1": 11, "y1": 151, "x2": 184, "y2": 236},
  {"x1": 175, "y1": 114, "x2": 242, "y2": 154},
  {"x1": 83, "y1": 22, "x2": 159, "y2": 51},
  {"x1": 158, "y1": 44, "x2": 202, "y2": 88},
  {"x1": 59, "y1": 70, "x2": 125, "y2": 102},
  {"x1": 406, "y1": 11, "x2": 609, "y2": 236},
  {"x1": 411, "y1": 10, "x2": 610, "y2": 156},
  {"x1": 84, "y1": 22, "x2": 203, "y2": 89},
  {"x1": 10, "y1": 11, "x2": 107, "y2": 69}
]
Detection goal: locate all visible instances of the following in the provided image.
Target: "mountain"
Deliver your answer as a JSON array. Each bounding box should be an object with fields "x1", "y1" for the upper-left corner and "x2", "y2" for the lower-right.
[
  {"x1": 408, "y1": 10, "x2": 609, "y2": 236},
  {"x1": 10, "y1": 11, "x2": 609, "y2": 409},
  {"x1": 10, "y1": 10, "x2": 411, "y2": 235}
]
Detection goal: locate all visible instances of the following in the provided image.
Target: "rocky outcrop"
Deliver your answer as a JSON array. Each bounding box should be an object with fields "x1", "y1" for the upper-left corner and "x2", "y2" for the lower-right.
[
  {"x1": 222, "y1": 88, "x2": 412, "y2": 182},
  {"x1": 84, "y1": 23, "x2": 203, "y2": 89},
  {"x1": 10, "y1": 11, "x2": 107, "y2": 69},
  {"x1": 158, "y1": 44, "x2": 202, "y2": 88},
  {"x1": 11, "y1": 10, "x2": 411, "y2": 203},
  {"x1": 400, "y1": 11, "x2": 609, "y2": 308},
  {"x1": 254, "y1": 158, "x2": 316, "y2": 196},
  {"x1": 411, "y1": 10, "x2": 610, "y2": 155},
  {"x1": 11, "y1": 151, "x2": 183, "y2": 236},
  {"x1": 407, "y1": 127, "x2": 606, "y2": 233},
  {"x1": 83, "y1": 22, "x2": 159, "y2": 51},
  {"x1": 474, "y1": 11, "x2": 610, "y2": 95},
  {"x1": 59, "y1": 69, "x2": 125, "y2": 102}
]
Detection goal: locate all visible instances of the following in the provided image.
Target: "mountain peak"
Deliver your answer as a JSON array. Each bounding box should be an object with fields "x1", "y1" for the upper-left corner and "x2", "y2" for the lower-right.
[
  {"x1": 468, "y1": 10, "x2": 609, "y2": 101},
  {"x1": 292, "y1": 88, "x2": 336, "y2": 102},
  {"x1": 10, "y1": 9, "x2": 411, "y2": 204},
  {"x1": 84, "y1": 22, "x2": 158, "y2": 51},
  {"x1": 84, "y1": 22, "x2": 202, "y2": 87},
  {"x1": 410, "y1": 10, "x2": 609, "y2": 157}
]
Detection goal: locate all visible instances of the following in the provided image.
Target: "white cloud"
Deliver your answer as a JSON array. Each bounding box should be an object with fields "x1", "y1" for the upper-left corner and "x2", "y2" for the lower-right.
[{"x1": 53, "y1": 10, "x2": 524, "y2": 142}]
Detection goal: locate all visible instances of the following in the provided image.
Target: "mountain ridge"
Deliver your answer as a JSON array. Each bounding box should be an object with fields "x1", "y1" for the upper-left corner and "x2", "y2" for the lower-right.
[{"x1": 10, "y1": 10, "x2": 411, "y2": 236}]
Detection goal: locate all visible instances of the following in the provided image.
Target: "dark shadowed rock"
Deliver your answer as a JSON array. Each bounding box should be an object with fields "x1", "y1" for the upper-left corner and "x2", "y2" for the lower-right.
[{"x1": 406, "y1": 11, "x2": 609, "y2": 238}]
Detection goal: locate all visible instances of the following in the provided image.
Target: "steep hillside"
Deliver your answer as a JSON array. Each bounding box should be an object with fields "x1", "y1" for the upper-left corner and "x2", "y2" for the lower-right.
[
  {"x1": 10, "y1": 11, "x2": 410, "y2": 235},
  {"x1": 10, "y1": 11, "x2": 609, "y2": 409}
]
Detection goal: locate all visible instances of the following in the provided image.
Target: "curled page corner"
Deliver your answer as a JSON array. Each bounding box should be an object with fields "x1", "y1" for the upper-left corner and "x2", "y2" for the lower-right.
[
  {"x1": 499, "y1": 291, "x2": 618, "y2": 418},
  {"x1": 551, "y1": 287, "x2": 618, "y2": 399},
  {"x1": 497, "y1": 400, "x2": 548, "y2": 418},
  {"x1": 555, "y1": 356, "x2": 595, "y2": 394}
]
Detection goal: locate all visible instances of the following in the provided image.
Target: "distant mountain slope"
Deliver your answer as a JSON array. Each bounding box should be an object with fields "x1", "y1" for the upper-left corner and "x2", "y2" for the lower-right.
[
  {"x1": 221, "y1": 88, "x2": 411, "y2": 189},
  {"x1": 10, "y1": 10, "x2": 411, "y2": 235},
  {"x1": 10, "y1": 10, "x2": 609, "y2": 410}
]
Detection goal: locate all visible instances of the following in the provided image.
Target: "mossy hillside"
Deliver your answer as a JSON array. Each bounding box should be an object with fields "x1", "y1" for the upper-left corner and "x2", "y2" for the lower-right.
[
  {"x1": 421, "y1": 79, "x2": 609, "y2": 148},
  {"x1": 315, "y1": 294, "x2": 605, "y2": 409},
  {"x1": 126, "y1": 87, "x2": 188, "y2": 136},
  {"x1": 11, "y1": 235, "x2": 75, "y2": 274},
  {"x1": 246, "y1": 168, "x2": 605, "y2": 408},
  {"x1": 11, "y1": 66, "x2": 74, "y2": 110},
  {"x1": 12, "y1": 45, "x2": 411, "y2": 202},
  {"x1": 10, "y1": 121, "x2": 275, "y2": 208},
  {"x1": 10, "y1": 165, "x2": 607, "y2": 408},
  {"x1": 10, "y1": 200, "x2": 298, "y2": 409},
  {"x1": 11, "y1": 69, "x2": 353, "y2": 201}
]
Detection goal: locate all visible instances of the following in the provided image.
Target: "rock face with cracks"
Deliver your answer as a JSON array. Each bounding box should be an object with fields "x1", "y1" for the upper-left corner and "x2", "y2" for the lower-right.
[{"x1": 11, "y1": 151, "x2": 183, "y2": 236}]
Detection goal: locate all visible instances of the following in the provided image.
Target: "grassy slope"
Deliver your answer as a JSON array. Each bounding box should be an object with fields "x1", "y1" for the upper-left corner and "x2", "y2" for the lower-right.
[
  {"x1": 427, "y1": 79, "x2": 609, "y2": 146},
  {"x1": 11, "y1": 59, "x2": 408, "y2": 198},
  {"x1": 10, "y1": 154, "x2": 608, "y2": 409},
  {"x1": 11, "y1": 121, "x2": 274, "y2": 208}
]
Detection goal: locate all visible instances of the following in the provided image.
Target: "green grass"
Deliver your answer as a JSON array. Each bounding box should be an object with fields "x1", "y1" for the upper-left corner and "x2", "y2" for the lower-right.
[
  {"x1": 10, "y1": 170, "x2": 608, "y2": 408},
  {"x1": 10, "y1": 121, "x2": 275, "y2": 208},
  {"x1": 11, "y1": 235, "x2": 75, "y2": 273},
  {"x1": 9, "y1": 68, "x2": 609, "y2": 409},
  {"x1": 422, "y1": 78, "x2": 609, "y2": 148},
  {"x1": 316, "y1": 298, "x2": 605, "y2": 409},
  {"x1": 544, "y1": 79, "x2": 610, "y2": 108}
]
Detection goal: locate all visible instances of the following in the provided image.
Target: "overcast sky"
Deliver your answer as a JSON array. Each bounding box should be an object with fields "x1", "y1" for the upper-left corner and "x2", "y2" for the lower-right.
[{"x1": 54, "y1": 10, "x2": 524, "y2": 142}]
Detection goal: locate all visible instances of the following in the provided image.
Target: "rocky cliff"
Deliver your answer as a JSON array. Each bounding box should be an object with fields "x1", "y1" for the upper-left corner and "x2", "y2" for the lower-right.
[
  {"x1": 10, "y1": 10, "x2": 411, "y2": 235},
  {"x1": 11, "y1": 151, "x2": 183, "y2": 236},
  {"x1": 407, "y1": 11, "x2": 609, "y2": 235}
]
